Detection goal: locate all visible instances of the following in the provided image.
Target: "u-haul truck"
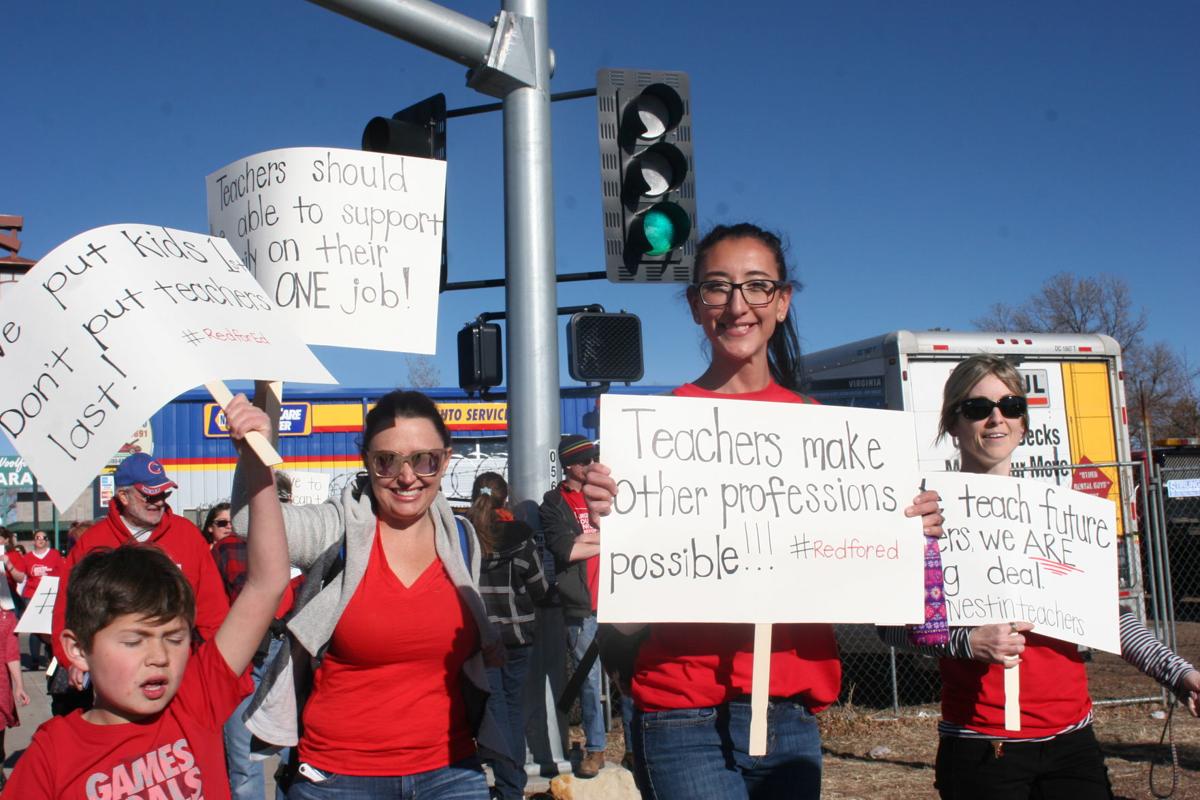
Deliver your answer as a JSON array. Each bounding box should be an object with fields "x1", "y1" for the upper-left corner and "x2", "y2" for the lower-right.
[{"x1": 801, "y1": 330, "x2": 1142, "y2": 611}]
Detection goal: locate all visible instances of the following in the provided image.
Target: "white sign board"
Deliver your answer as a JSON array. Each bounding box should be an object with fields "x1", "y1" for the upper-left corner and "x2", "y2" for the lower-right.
[
  {"x1": 1167, "y1": 479, "x2": 1200, "y2": 498},
  {"x1": 925, "y1": 471, "x2": 1119, "y2": 653},
  {"x1": 16, "y1": 576, "x2": 58, "y2": 635},
  {"x1": 286, "y1": 470, "x2": 331, "y2": 505},
  {"x1": 0, "y1": 225, "x2": 335, "y2": 511},
  {"x1": 598, "y1": 394, "x2": 925, "y2": 624},
  {"x1": 206, "y1": 147, "x2": 446, "y2": 353}
]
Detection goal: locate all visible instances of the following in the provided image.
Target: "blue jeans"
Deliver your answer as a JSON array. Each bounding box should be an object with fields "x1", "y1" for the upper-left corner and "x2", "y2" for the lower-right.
[
  {"x1": 486, "y1": 644, "x2": 533, "y2": 800},
  {"x1": 225, "y1": 636, "x2": 286, "y2": 800},
  {"x1": 565, "y1": 615, "x2": 606, "y2": 752},
  {"x1": 633, "y1": 699, "x2": 822, "y2": 800},
  {"x1": 286, "y1": 757, "x2": 489, "y2": 799}
]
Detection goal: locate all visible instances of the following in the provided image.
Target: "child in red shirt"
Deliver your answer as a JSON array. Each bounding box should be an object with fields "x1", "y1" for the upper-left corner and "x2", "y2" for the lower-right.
[{"x1": 3, "y1": 395, "x2": 288, "y2": 800}]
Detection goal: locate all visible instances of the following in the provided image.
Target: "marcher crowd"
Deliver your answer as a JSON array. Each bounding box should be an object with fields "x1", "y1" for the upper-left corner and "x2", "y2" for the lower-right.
[{"x1": 0, "y1": 222, "x2": 1195, "y2": 800}]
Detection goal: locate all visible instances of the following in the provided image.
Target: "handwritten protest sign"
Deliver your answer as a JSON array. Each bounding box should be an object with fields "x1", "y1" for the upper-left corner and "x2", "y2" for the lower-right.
[
  {"x1": 924, "y1": 471, "x2": 1119, "y2": 653},
  {"x1": 286, "y1": 470, "x2": 332, "y2": 505},
  {"x1": 206, "y1": 147, "x2": 446, "y2": 353},
  {"x1": 0, "y1": 225, "x2": 335, "y2": 511},
  {"x1": 597, "y1": 394, "x2": 926, "y2": 624},
  {"x1": 16, "y1": 576, "x2": 57, "y2": 635}
]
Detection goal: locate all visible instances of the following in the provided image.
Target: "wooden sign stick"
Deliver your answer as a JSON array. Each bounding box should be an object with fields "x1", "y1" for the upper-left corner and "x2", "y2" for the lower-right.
[
  {"x1": 749, "y1": 623, "x2": 772, "y2": 756},
  {"x1": 1004, "y1": 660, "x2": 1021, "y2": 731},
  {"x1": 204, "y1": 381, "x2": 282, "y2": 467}
]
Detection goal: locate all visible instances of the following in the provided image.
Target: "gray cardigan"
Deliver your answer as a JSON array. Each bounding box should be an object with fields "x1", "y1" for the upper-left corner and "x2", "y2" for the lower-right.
[{"x1": 231, "y1": 472, "x2": 504, "y2": 756}]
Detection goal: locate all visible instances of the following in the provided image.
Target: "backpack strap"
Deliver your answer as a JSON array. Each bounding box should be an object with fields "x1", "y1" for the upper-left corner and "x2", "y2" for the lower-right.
[{"x1": 455, "y1": 515, "x2": 471, "y2": 568}]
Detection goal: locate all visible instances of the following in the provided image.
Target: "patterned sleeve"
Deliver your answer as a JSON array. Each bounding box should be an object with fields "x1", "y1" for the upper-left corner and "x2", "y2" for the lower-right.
[
  {"x1": 1119, "y1": 611, "x2": 1197, "y2": 697},
  {"x1": 521, "y1": 539, "x2": 549, "y2": 604}
]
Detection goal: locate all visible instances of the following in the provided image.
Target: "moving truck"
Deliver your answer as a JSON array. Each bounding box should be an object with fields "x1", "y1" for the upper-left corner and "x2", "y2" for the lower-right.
[{"x1": 801, "y1": 330, "x2": 1142, "y2": 612}]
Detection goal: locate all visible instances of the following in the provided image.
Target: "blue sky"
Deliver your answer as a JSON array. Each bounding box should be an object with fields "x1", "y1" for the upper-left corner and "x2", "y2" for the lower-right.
[{"x1": 4, "y1": 1, "x2": 1197, "y2": 406}]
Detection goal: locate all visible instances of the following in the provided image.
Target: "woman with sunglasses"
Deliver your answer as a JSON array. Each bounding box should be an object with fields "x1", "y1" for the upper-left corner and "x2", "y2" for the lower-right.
[
  {"x1": 922, "y1": 354, "x2": 1200, "y2": 799},
  {"x1": 582, "y1": 223, "x2": 945, "y2": 800},
  {"x1": 234, "y1": 389, "x2": 501, "y2": 799},
  {"x1": 202, "y1": 502, "x2": 235, "y2": 547}
]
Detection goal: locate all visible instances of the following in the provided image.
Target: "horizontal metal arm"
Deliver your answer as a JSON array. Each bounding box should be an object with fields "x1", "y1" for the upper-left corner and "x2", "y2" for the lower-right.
[{"x1": 306, "y1": 0, "x2": 494, "y2": 69}]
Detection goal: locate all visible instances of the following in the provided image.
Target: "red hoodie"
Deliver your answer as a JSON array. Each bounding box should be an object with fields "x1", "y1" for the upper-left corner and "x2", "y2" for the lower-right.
[{"x1": 51, "y1": 503, "x2": 230, "y2": 668}]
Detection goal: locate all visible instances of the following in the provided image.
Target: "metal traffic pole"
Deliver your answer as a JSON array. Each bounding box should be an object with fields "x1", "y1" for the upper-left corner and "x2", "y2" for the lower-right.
[{"x1": 307, "y1": 0, "x2": 566, "y2": 773}]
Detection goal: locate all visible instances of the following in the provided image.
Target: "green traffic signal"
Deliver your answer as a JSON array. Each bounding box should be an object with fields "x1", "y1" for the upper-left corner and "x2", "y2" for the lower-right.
[{"x1": 640, "y1": 202, "x2": 691, "y2": 256}]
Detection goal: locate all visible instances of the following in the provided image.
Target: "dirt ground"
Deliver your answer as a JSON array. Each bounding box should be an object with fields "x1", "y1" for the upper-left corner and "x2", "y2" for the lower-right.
[{"x1": 570, "y1": 620, "x2": 1200, "y2": 799}]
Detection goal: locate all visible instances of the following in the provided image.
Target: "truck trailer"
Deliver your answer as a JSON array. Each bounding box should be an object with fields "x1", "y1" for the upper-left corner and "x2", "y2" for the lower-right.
[{"x1": 801, "y1": 330, "x2": 1142, "y2": 613}]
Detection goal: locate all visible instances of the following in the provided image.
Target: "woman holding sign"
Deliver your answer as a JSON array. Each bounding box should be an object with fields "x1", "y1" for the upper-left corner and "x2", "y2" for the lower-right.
[
  {"x1": 928, "y1": 354, "x2": 1200, "y2": 799},
  {"x1": 584, "y1": 223, "x2": 945, "y2": 799},
  {"x1": 233, "y1": 389, "x2": 502, "y2": 799}
]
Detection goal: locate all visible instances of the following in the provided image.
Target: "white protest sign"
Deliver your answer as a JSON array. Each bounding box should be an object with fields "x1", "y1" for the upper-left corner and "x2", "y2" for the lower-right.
[
  {"x1": 206, "y1": 147, "x2": 446, "y2": 353},
  {"x1": 286, "y1": 470, "x2": 332, "y2": 505},
  {"x1": 16, "y1": 576, "x2": 58, "y2": 635},
  {"x1": 0, "y1": 225, "x2": 335, "y2": 511},
  {"x1": 924, "y1": 471, "x2": 1120, "y2": 653},
  {"x1": 598, "y1": 394, "x2": 925, "y2": 624}
]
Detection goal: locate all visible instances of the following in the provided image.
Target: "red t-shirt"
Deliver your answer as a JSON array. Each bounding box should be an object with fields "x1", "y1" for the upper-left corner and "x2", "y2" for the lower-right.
[
  {"x1": 299, "y1": 525, "x2": 480, "y2": 776},
  {"x1": 22, "y1": 547, "x2": 64, "y2": 599},
  {"x1": 940, "y1": 634, "x2": 1091, "y2": 738},
  {"x1": 560, "y1": 485, "x2": 600, "y2": 612},
  {"x1": 631, "y1": 381, "x2": 843, "y2": 713},
  {"x1": 5, "y1": 641, "x2": 252, "y2": 800}
]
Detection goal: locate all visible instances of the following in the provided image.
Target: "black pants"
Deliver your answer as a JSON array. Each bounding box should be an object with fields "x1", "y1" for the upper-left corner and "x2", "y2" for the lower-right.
[{"x1": 935, "y1": 726, "x2": 1113, "y2": 800}]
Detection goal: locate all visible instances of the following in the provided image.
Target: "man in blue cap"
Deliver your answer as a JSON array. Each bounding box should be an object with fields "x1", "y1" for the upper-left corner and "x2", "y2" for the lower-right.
[{"x1": 48, "y1": 453, "x2": 229, "y2": 715}]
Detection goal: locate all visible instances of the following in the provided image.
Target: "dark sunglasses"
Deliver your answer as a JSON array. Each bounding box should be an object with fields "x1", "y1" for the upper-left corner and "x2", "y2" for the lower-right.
[
  {"x1": 958, "y1": 395, "x2": 1027, "y2": 421},
  {"x1": 212, "y1": 519, "x2": 232, "y2": 528},
  {"x1": 136, "y1": 489, "x2": 172, "y2": 503}
]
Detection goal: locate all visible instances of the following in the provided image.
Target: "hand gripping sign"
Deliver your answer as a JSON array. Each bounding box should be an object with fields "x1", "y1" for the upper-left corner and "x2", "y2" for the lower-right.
[
  {"x1": 598, "y1": 393, "x2": 927, "y2": 755},
  {"x1": 206, "y1": 147, "x2": 447, "y2": 353},
  {"x1": 0, "y1": 224, "x2": 335, "y2": 511},
  {"x1": 923, "y1": 471, "x2": 1119, "y2": 730}
]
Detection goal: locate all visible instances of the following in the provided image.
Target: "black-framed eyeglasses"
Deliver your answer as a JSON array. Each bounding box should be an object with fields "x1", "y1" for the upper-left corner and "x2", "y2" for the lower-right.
[
  {"x1": 958, "y1": 395, "x2": 1027, "y2": 421},
  {"x1": 366, "y1": 449, "x2": 449, "y2": 478},
  {"x1": 694, "y1": 279, "x2": 787, "y2": 307},
  {"x1": 135, "y1": 489, "x2": 171, "y2": 503}
]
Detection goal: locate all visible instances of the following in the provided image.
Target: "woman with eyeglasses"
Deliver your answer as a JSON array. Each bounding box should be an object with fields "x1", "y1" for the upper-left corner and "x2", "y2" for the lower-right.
[
  {"x1": 233, "y1": 389, "x2": 500, "y2": 799},
  {"x1": 582, "y1": 223, "x2": 945, "y2": 800},
  {"x1": 920, "y1": 354, "x2": 1200, "y2": 799}
]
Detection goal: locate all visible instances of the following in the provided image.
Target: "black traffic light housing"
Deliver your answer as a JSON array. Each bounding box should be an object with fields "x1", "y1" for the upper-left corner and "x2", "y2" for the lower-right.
[
  {"x1": 457, "y1": 321, "x2": 503, "y2": 396},
  {"x1": 597, "y1": 69, "x2": 697, "y2": 283},
  {"x1": 567, "y1": 312, "x2": 644, "y2": 383},
  {"x1": 363, "y1": 94, "x2": 450, "y2": 290}
]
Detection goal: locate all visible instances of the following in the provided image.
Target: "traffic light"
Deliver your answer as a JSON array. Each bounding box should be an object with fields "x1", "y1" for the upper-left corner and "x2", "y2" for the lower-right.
[
  {"x1": 597, "y1": 69, "x2": 697, "y2": 283},
  {"x1": 363, "y1": 94, "x2": 449, "y2": 290},
  {"x1": 363, "y1": 94, "x2": 447, "y2": 160},
  {"x1": 458, "y1": 321, "x2": 503, "y2": 395},
  {"x1": 567, "y1": 312, "x2": 644, "y2": 383}
]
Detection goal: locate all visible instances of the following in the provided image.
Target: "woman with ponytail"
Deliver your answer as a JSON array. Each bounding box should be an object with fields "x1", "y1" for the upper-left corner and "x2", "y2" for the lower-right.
[
  {"x1": 582, "y1": 223, "x2": 945, "y2": 799},
  {"x1": 467, "y1": 472, "x2": 548, "y2": 800}
]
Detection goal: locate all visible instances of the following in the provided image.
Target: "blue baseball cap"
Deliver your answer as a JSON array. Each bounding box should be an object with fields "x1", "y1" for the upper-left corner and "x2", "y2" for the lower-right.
[{"x1": 113, "y1": 452, "x2": 177, "y2": 495}]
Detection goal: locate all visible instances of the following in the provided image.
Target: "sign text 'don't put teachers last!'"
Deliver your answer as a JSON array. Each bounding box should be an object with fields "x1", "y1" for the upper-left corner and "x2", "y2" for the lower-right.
[
  {"x1": 206, "y1": 147, "x2": 446, "y2": 353},
  {"x1": 0, "y1": 224, "x2": 334, "y2": 511},
  {"x1": 597, "y1": 394, "x2": 926, "y2": 625}
]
